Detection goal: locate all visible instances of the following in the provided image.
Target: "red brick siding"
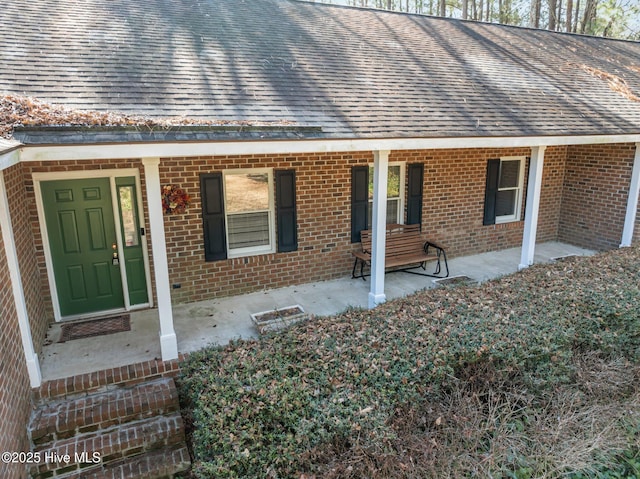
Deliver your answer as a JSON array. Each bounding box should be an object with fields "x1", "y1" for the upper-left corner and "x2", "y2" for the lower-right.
[
  {"x1": 161, "y1": 152, "x2": 371, "y2": 303},
  {"x1": 402, "y1": 146, "x2": 566, "y2": 257},
  {"x1": 161, "y1": 147, "x2": 565, "y2": 303},
  {"x1": 20, "y1": 143, "x2": 636, "y2": 307},
  {"x1": 0, "y1": 220, "x2": 31, "y2": 479},
  {"x1": 4, "y1": 164, "x2": 49, "y2": 354},
  {"x1": 559, "y1": 144, "x2": 637, "y2": 251}
]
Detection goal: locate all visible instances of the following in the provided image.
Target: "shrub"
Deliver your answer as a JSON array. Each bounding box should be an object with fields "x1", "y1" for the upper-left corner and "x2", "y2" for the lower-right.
[{"x1": 178, "y1": 245, "x2": 640, "y2": 478}]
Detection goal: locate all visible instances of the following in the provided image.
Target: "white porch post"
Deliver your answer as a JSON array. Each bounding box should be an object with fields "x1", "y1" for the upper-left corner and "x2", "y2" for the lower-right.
[
  {"x1": 519, "y1": 146, "x2": 546, "y2": 270},
  {"x1": 142, "y1": 157, "x2": 178, "y2": 361},
  {"x1": 620, "y1": 143, "x2": 640, "y2": 247},
  {"x1": 368, "y1": 150, "x2": 390, "y2": 309},
  {"x1": 0, "y1": 172, "x2": 42, "y2": 387}
]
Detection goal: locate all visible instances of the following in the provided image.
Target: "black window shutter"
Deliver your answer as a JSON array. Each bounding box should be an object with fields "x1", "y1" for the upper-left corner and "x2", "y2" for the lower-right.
[
  {"x1": 351, "y1": 166, "x2": 369, "y2": 243},
  {"x1": 275, "y1": 169, "x2": 298, "y2": 252},
  {"x1": 200, "y1": 173, "x2": 228, "y2": 261},
  {"x1": 406, "y1": 163, "x2": 424, "y2": 227},
  {"x1": 483, "y1": 159, "x2": 501, "y2": 226}
]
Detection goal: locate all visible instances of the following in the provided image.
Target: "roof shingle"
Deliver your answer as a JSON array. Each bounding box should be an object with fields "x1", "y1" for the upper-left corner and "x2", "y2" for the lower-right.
[{"x1": 2, "y1": 0, "x2": 640, "y2": 139}]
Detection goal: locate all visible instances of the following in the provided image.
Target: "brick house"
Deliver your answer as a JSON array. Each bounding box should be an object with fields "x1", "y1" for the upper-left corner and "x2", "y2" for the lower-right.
[{"x1": 2, "y1": 1, "x2": 640, "y2": 476}]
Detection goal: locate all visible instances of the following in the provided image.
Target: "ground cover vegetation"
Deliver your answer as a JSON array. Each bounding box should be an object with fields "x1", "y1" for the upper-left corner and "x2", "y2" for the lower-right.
[{"x1": 178, "y1": 245, "x2": 640, "y2": 478}]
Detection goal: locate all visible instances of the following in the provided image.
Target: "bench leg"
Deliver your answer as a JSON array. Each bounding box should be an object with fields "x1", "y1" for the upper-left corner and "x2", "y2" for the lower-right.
[
  {"x1": 433, "y1": 248, "x2": 449, "y2": 278},
  {"x1": 352, "y1": 258, "x2": 368, "y2": 280},
  {"x1": 414, "y1": 243, "x2": 449, "y2": 278}
]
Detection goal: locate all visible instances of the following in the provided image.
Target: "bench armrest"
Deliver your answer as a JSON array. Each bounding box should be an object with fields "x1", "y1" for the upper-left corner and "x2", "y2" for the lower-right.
[{"x1": 424, "y1": 240, "x2": 445, "y2": 253}]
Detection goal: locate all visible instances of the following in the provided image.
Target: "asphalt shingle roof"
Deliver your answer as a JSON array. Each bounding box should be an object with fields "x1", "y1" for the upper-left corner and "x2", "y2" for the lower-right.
[{"x1": 2, "y1": 0, "x2": 640, "y2": 139}]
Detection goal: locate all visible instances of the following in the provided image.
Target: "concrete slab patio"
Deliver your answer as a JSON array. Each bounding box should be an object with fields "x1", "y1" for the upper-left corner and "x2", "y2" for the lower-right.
[{"x1": 39, "y1": 241, "x2": 594, "y2": 381}]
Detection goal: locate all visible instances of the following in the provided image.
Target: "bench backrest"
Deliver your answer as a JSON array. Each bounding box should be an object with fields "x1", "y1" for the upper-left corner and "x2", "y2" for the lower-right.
[{"x1": 359, "y1": 224, "x2": 424, "y2": 257}]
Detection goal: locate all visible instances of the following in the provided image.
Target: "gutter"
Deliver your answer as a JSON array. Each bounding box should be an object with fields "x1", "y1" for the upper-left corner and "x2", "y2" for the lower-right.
[{"x1": 16, "y1": 133, "x2": 640, "y2": 163}]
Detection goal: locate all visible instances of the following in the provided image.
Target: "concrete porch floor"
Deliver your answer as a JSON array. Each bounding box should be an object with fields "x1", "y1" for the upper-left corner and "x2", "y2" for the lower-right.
[{"x1": 39, "y1": 241, "x2": 594, "y2": 381}]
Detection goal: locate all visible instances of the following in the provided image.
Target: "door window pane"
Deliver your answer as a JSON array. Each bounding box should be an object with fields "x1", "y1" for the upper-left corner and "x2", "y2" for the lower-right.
[{"x1": 118, "y1": 186, "x2": 139, "y2": 247}]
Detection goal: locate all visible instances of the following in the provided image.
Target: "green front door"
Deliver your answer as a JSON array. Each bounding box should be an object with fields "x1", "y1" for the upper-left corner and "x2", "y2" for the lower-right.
[{"x1": 41, "y1": 178, "x2": 125, "y2": 316}]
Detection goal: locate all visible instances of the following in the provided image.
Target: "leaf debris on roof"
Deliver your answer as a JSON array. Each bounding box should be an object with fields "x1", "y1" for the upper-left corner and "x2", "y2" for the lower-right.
[
  {"x1": 581, "y1": 65, "x2": 640, "y2": 102},
  {"x1": 0, "y1": 94, "x2": 295, "y2": 140}
]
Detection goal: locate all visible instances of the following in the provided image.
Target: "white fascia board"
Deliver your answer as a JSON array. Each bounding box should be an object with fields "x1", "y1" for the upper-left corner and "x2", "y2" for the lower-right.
[
  {"x1": 17, "y1": 133, "x2": 640, "y2": 162},
  {"x1": 0, "y1": 146, "x2": 21, "y2": 170}
]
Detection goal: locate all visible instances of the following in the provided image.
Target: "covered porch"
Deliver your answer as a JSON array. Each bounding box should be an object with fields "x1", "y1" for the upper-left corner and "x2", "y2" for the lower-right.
[{"x1": 39, "y1": 241, "x2": 593, "y2": 381}]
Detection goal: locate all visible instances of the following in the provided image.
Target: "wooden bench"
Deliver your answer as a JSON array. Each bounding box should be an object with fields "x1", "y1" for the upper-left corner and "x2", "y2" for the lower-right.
[{"x1": 352, "y1": 223, "x2": 449, "y2": 280}]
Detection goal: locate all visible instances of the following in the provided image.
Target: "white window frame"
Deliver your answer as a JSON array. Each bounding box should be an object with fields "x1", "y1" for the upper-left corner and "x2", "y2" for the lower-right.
[
  {"x1": 223, "y1": 168, "x2": 276, "y2": 258},
  {"x1": 368, "y1": 162, "x2": 406, "y2": 225},
  {"x1": 495, "y1": 156, "x2": 526, "y2": 224}
]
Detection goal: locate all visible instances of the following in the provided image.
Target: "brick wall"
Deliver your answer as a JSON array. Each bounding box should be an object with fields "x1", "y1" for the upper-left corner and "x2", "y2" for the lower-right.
[
  {"x1": 21, "y1": 143, "x2": 636, "y2": 308},
  {"x1": 0, "y1": 218, "x2": 32, "y2": 479},
  {"x1": 4, "y1": 164, "x2": 49, "y2": 354},
  {"x1": 161, "y1": 146, "x2": 566, "y2": 303},
  {"x1": 559, "y1": 143, "x2": 638, "y2": 251},
  {"x1": 161, "y1": 152, "x2": 372, "y2": 303},
  {"x1": 404, "y1": 146, "x2": 566, "y2": 257}
]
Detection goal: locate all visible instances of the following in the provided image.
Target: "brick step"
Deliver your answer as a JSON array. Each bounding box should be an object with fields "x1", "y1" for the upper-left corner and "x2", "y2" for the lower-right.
[
  {"x1": 29, "y1": 377, "x2": 179, "y2": 446},
  {"x1": 29, "y1": 412, "x2": 186, "y2": 478},
  {"x1": 46, "y1": 444, "x2": 191, "y2": 479},
  {"x1": 32, "y1": 357, "x2": 184, "y2": 404}
]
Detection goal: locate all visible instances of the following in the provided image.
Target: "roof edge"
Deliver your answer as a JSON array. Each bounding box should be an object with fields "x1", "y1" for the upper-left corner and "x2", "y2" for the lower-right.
[
  {"x1": 12, "y1": 124, "x2": 325, "y2": 146},
  {"x1": 17, "y1": 133, "x2": 640, "y2": 163},
  {"x1": 292, "y1": 0, "x2": 640, "y2": 44}
]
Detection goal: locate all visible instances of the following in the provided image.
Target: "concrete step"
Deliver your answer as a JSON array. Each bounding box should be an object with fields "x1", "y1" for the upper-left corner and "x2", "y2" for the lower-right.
[
  {"x1": 30, "y1": 412, "x2": 187, "y2": 478},
  {"x1": 29, "y1": 377, "x2": 179, "y2": 446}
]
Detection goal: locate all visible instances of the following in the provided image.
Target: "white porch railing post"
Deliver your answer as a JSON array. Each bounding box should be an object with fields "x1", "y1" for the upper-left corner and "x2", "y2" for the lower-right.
[
  {"x1": 369, "y1": 150, "x2": 390, "y2": 309},
  {"x1": 519, "y1": 146, "x2": 546, "y2": 270},
  {"x1": 141, "y1": 157, "x2": 178, "y2": 361},
  {"x1": 0, "y1": 172, "x2": 42, "y2": 387},
  {"x1": 620, "y1": 143, "x2": 640, "y2": 247}
]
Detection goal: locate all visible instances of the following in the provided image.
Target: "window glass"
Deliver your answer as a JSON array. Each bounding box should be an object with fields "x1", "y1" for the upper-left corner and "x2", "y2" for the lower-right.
[
  {"x1": 368, "y1": 165, "x2": 401, "y2": 200},
  {"x1": 367, "y1": 165, "x2": 402, "y2": 224},
  {"x1": 499, "y1": 160, "x2": 520, "y2": 189},
  {"x1": 225, "y1": 173, "x2": 269, "y2": 213},
  {"x1": 118, "y1": 186, "x2": 139, "y2": 247},
  {"x1": 224, "y1": 172, "x2": 271, "y2": 252},
  {"x1": 496, "y1": 190, "x2": 516, "y2": 217},
  {"x1": 495, "y1": 158, "x2": 524, "y2": 222}
]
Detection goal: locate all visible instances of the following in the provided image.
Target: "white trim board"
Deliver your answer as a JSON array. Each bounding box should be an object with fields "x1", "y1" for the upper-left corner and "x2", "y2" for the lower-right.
[{"x1": 15, "y1": 133, "x2": 640, "y2": 163}]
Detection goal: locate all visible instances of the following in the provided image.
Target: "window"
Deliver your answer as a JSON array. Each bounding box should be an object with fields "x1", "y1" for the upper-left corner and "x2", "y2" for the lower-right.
[
  {"x1": 351, "y1": 163, "x2": 417, "y2": 243},
  {"x1": 367, "y1": 164, "x2": 404, "y2": 226},
  {"x1": 483, "y1": 157, "x2": 526, "y2": 225},
  {"x1": 118, "y1": 185, "x2": 139, "y2": 247},
  {"x1": 201, "y1": 169, "x2": 297, "y2": 261},
  {"x1": 224, "y1": 170, "x2": 274, "y2": 255}
]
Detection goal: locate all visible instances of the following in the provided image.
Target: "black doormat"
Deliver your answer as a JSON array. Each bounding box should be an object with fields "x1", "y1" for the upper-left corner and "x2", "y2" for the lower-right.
[{"x1": 59, "y1": 314, "x2": 130, "y2": 343}]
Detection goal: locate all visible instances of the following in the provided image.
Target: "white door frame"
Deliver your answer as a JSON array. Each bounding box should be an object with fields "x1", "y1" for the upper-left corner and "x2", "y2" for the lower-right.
[{"x1": 33, "y1": 169, "x2": 153, "y2": 321}]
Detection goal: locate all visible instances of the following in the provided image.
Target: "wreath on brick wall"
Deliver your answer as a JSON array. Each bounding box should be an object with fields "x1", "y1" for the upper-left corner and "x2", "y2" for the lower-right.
[{"x1": 162, "y1": 184, "x2": 191, "y2": 215}]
